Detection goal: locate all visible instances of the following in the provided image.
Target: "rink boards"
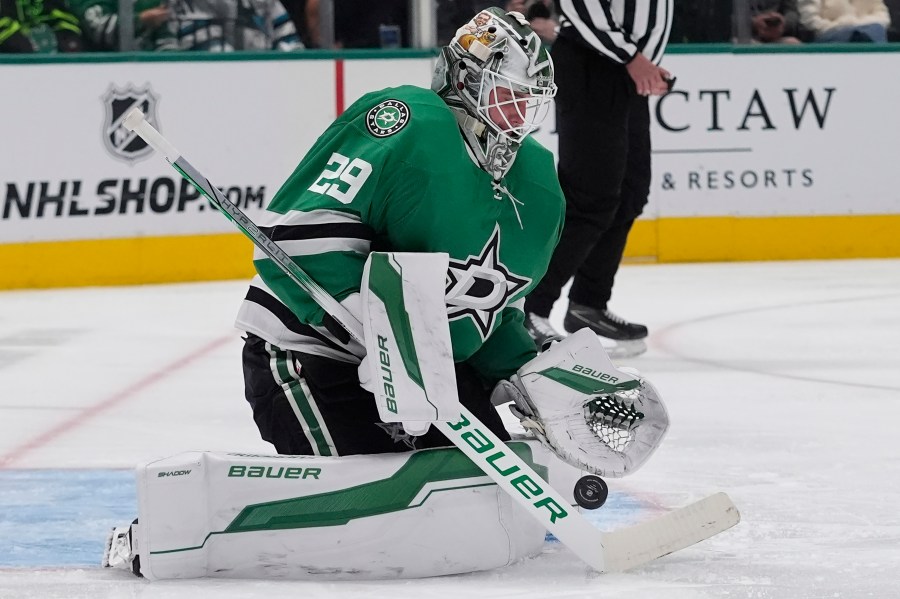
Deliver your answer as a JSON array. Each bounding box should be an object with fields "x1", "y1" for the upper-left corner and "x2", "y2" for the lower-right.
[{"x1": 1, "y1": 47, "x2": 899, "y2": 289}]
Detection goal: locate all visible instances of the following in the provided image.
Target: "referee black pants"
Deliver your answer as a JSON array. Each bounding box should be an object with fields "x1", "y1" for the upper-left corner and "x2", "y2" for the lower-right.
[
  {"x1": 241, "y1": 333, "x2": 510, "y2": 456},
  {"x1": 525, "y1": 35, "x2": 652, "y2": 317}
]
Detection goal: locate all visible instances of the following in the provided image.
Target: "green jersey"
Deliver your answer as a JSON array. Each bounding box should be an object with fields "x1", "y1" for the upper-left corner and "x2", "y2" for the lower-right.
[{"x1": 235, "y1": 85, "x2": 565, "y2": 385}]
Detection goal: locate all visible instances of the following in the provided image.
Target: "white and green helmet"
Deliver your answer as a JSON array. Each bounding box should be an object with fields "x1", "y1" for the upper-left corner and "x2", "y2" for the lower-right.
[{"x1": 432, "y1": 7, "x2": 557, "y2": 181}]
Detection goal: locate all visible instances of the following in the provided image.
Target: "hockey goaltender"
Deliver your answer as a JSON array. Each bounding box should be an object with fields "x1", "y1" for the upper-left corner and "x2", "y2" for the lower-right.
[{"x1": 104, "y1": 6, "x2": 740, "y2": 581}]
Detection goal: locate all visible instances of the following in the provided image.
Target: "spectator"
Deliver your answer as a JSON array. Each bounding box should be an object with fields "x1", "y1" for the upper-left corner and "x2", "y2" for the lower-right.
[
  {"x1": 525, "y1": 0, "x2": 557, "y2": 44},
  {"x1": 71, "y1": 0, "x2": 177, "y2": 51},
  {"x1": 277, "y1": 0, "x2": 309, "y2": 45},
  {"x1": 436, "y1": 0, "x2": 476, "y2": 44},
  {"x1": 305, "y1": 0, "x2": 406, "y2": 48},
  {"x1": 751, "y1": 0, "x2": 804, "y2": 43},
  {"x1": 0, "y1": 0, "x2": 82, "y2": 52},
  {"x1": 169, "y1": 0, "x2": 303, "y2": 51},
  {"x1": 798, "y1": 0, "x2": 891, "y2": 42},
  {"x1": 887, "y1": 0, "x2": 900, "y2": 39},
  {"x1": 669, "y1": 0, "x2": 732, "y2": 43}
]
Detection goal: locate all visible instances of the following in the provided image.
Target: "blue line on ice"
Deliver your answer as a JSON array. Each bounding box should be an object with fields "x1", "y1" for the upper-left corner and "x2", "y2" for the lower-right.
[
  {"x1": 0, "y1": 470, "x2": 644, "y2": 565},
  {"x1": 0, "y1": 470, "x2": 136, "y2": 567}
]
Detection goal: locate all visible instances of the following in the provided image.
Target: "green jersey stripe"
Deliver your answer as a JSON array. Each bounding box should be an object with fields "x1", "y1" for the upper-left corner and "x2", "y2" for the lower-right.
[
  {"x1": 266, "y1": 343, "x2": 335, "y2": 456},
  {"x1": 287, "y1": 354, "x2": 338, "y2": 454}
]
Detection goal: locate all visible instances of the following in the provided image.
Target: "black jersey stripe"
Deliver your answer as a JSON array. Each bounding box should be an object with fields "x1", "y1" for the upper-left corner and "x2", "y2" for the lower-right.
[
  {"x1": 569, "y1": 0, "x2": 633, "y2": 62},
  {"x1": 244, "y1": 286, "x2": 351, "y2": 355},
  {"x1": 259, "y1": 222, "x2": 375, "y2": 243},
  {"x1": 622, "y1": 0, "x2": 636, "y2": 38},
  {"x1": 560, "y1": 0, "x2": 671, "y2": 64}
]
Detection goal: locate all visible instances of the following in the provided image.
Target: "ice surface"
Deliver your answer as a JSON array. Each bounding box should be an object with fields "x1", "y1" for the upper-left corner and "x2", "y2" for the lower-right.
[{"x1": 1, "y1": 259, "x2": 898, "y2": 598}]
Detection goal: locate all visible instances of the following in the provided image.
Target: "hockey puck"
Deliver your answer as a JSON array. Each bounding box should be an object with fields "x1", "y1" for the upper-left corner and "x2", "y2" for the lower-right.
[{"x1": 573, "y1": 475, "x2": 608, "y2": 510}]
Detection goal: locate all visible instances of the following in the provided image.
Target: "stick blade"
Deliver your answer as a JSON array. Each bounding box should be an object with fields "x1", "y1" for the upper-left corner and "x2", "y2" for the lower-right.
[{"x1": 601, "y1": 492, "x2": 740, "y2": 572}]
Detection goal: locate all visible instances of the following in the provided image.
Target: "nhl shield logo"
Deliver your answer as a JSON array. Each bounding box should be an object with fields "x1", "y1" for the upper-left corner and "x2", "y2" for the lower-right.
[{"x1": 102, "y1": 85, "x2": 160, "y2": 163}]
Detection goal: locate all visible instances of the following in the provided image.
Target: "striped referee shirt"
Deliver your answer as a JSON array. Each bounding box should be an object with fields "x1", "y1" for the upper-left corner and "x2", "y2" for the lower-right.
[{"x1": 557, "y1": 0, "x2": 673, "y2": 65}]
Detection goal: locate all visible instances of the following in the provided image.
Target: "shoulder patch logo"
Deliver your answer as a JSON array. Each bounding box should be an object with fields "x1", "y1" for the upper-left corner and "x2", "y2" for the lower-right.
[{"x1": 366, "y1": 100, "x2": 410, "y2": 138}]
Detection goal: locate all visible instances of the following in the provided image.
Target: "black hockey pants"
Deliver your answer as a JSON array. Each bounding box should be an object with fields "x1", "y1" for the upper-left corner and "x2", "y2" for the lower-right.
[
  {"x1": 525, "y1": 34, "x2": 652, "y2": 317},
  {"x1": 241, "y1": 333, "x2": 511, "y2": 456}
]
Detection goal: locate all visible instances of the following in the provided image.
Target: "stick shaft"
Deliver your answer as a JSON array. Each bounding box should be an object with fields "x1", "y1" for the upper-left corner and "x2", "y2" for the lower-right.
[
  {"x1": 123, "y1": 109, "x2": 361, "y2": 344},
  {"x1": 178, "y1": 157, "x2": 361, "y2": 342},
  {"x1": 124, "y1": 108, "x2": 179, "y2": 162}
]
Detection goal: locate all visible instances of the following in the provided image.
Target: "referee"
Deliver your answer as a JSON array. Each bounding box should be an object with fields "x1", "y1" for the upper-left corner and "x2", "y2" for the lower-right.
[{"x1": 525, "y1": 0, "x2": 673, "y2": 358}]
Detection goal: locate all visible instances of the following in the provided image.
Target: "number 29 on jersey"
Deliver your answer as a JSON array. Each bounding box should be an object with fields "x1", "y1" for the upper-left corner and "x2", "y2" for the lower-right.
[{"x1": 308, "y1": 152, "x2": 373, "y2": 204}]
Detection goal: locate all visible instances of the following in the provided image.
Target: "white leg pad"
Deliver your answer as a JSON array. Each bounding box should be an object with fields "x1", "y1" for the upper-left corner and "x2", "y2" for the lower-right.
[{"x1": 132, "y1": 444, "x2": 552, "y2": 580}]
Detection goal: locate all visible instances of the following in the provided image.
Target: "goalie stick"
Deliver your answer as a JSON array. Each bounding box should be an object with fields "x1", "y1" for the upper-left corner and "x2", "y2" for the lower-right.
[{"x1": 122, "y1": 107, "x2": 740, "y2": 573}]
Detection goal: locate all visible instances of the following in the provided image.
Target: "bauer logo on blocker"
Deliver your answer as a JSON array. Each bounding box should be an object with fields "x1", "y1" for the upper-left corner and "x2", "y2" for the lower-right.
[{"x1": 102, "y1": 84, "x2": 161, "y2": 163}]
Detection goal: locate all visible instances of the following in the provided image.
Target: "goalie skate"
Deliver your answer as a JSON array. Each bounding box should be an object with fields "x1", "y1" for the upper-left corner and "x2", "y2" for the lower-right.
[{"x1": 102, "y1": 522, "x2": 141, "y2": 577}]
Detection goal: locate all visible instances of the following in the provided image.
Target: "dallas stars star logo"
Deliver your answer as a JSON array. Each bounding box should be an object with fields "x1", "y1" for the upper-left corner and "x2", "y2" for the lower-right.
[
  {"x1": 366, "y1": 99, "x2": 410, "y2": 138},
  {"x1": 376, "y1": 110, "x2": 399, "y2": 126},
  {"x1": 445, "y1": 225, "x2": 531, "y2": 340}
]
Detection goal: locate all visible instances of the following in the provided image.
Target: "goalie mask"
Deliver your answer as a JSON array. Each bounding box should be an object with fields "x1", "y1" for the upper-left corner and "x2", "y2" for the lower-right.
[{"x1": 432, "y1": 7, "x2": 557, "y2": 181}]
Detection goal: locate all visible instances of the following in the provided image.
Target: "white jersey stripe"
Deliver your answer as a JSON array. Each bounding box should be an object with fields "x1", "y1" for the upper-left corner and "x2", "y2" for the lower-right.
[
  {"x1": 236, "y1": 277, "x2": 364, "y2": 362},
  {"x1": 256, "y1": 208, "x2": 363, "y2": 228},
  {"x1": 632, "y1": 1, "x2": 650, "y2": 41},
  {"x1": 289, "y1": 358, "x2": 338, "y2": 456},
  {"x1": 267, "y1": 343, "x2": 320, "y2": 454},
  {"x1": 252, "y1": 237, "x2": 371, "y2": 260}
]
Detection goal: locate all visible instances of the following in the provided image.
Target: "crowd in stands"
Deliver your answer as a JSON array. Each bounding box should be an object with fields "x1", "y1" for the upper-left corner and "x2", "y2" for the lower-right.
[
  {"x1": 2, "y1": 0, "x2": 306, "y2": 52},
  {"x1": 673, "y1": 0, "x2": 897, "y2": 44},
  {"x1": 1, "y1": 0, "x2": 898, "y2": 53}
]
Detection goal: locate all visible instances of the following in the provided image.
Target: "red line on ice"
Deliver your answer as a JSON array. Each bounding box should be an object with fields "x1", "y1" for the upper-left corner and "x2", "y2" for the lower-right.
[{"x1": 0, "y1": 335, "x2": 232, "y2": 469}]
